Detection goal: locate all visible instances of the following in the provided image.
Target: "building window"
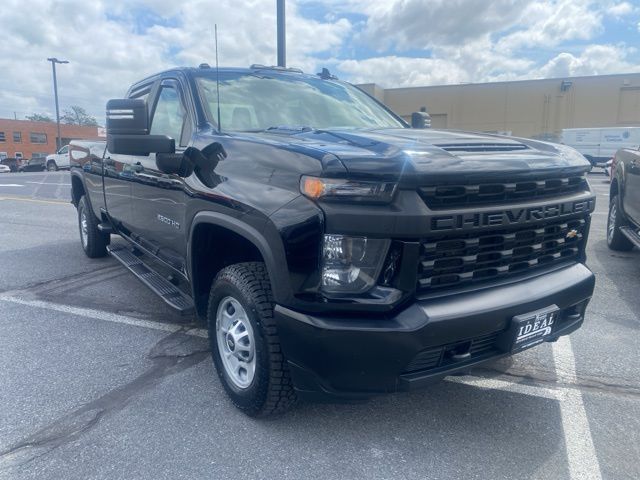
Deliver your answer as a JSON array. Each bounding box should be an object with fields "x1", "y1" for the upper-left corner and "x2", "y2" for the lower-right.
[
  {"x1": 30, "y1": 132, "x2": 47, "y2": 144},
  {"x1": 0, "y1": 152, "x2": 7, "y2": 159},
  {"x1": 13, "y1": 131, "x2": 22, "y2": 143},
  {"x1": 32, "y1": 153, "x2": 47, "y2": 159},
  {"x1": 0, "y1": 132, "x2": 5, "y2": 142},
  {"x1": 15, "y1": 152, "x2": 23, "y2": 159}
]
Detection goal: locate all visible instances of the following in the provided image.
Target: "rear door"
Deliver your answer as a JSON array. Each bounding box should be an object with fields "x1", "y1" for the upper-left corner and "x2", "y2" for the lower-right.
[{"x1": 130, "y1": 78, "x2": 192, "y2": 273}]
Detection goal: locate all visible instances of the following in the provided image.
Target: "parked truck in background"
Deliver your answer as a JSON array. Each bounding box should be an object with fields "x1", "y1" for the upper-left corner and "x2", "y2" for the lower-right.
[
  {"x1": 562, "y1": 127, "x2": 640, "y2": 170},
  {"x1": 607, "y1": 145, "x2": 640, "y2": 250},
  {"x1": 46, "y1": 144, "x2": 71, "y2": 171},
  {"x1": 69, "y1": 65, "x2": 596, "y2": 417}
]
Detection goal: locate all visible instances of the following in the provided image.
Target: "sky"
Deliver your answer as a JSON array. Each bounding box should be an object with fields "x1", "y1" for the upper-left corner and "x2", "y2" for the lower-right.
[{"x1": 0, "y1": 0, "x2": 639, "y2": 124}]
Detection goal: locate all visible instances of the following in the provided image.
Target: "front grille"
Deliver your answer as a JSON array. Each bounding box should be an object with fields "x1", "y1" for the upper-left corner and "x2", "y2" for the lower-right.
[
  {"x1": 419, "y1": 175, "x2": 588, "y2": 209},
  {"x1": 404, "y1": 331, "x2": 501, "y2": 374},
  {"x1": 417, "y1": 217, "x2": 586, "y2": 292}
]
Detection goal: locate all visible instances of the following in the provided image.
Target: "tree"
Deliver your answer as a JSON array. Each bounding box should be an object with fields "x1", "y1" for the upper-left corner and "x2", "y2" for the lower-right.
[
  {"x1": 25, "y1": 113, "x2": 53, "y2": 122},
  {"x1": 61, "y1": 105, "x2": 99, "y2": 127}
]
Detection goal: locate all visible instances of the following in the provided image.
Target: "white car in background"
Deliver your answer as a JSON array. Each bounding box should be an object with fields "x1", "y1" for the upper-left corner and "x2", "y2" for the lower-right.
[
  {"x1": 562, "y1": 127, "x2": 640, "y2": 170},
  {"x1": 0, "y1": 164, "x2": 10, "y2": 173},
  {"x1": 45, "y1": 145, "x2": 71, "y2": 171}
]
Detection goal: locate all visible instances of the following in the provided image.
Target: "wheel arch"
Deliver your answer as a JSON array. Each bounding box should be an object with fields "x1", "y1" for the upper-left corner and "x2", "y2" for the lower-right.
[
  {"x1": 70, "y1": 171, "x2": 87, "y2": 207},
  {"x1": 188, "y1": 212, "x2": 290, "y2": 318}
]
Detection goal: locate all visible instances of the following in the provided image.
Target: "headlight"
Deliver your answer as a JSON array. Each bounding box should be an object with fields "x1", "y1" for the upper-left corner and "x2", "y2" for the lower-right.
[
  {"x1": 301, "y1": 176, "x2": 397, "y2": 204},
  {"x1": 321, "y1": 234, "x2": 390, "y2": 294}
]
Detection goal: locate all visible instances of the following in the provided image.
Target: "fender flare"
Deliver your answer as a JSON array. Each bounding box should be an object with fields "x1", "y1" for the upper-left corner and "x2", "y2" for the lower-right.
[
  {"x1": 187, "y1": 211, "x2": 291, "y2": 305},
  {"x1": 69, "y1": 170, "x2": 91, "y2": 209}
]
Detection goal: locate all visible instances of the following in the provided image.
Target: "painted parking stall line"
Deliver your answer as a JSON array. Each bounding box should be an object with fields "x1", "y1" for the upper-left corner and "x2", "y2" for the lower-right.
[
  {"x1": 0, "y1": 294, "x2": 603, "y2": 480},
  {"x1": 552, "y1": 337, "x2": 603, "y2": 480},
  {"x1": 0, "y1": 295, "x2": 208, "y2": 338}
]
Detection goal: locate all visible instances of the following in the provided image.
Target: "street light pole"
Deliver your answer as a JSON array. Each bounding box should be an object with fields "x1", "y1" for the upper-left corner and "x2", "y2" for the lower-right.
[
  {"x1": 277, "y1": 0, "x2": 286, "y2": 67},
  {"x1": 46, "y1": 57, "x2": 69, "y2": 151}
]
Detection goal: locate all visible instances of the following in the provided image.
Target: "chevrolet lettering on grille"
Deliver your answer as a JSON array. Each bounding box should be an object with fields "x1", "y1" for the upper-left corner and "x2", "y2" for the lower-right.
[{"x1": 430, "y1": 198, "x2": 595, "y2": 232}]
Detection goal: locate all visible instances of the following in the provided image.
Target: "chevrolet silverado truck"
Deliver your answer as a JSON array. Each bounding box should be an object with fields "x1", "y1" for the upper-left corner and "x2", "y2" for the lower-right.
[
  {"x1": 607, "y1": 146, "x2": 640, "y2": 250},
  {"x1": 69, "y1": 65, "x2": 596, "y2": 417}
]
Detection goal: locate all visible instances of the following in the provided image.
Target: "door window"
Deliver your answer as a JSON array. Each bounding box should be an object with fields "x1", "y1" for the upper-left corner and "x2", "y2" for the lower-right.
[
  {"x1": 59, "y1": 145, "x2": 69, "y2": 155},
  {"x1": 150, "y1": 86, "x2": 187, "y2": 145}
]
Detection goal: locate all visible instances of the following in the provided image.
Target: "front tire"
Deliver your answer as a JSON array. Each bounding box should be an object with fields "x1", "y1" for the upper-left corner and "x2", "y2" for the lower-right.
[
  {"x1": 47, "y1": 161, "x2": 58, "y2": 171},
  {"x1": 607, "y1": 194, "x2": 634, "y2": 251},
  {"x1": 77, "y1": 195, "x2": 109, "y2": 258},
  {"x1": 207, "y1": 262, "x2": 297, "y2": 417}
]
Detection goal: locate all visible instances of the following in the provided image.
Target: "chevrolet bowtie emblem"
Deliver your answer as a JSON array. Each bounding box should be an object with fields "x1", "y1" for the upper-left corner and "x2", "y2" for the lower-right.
[{"x1": 566, "y1": 229, "x2": 578, "y2": 239}]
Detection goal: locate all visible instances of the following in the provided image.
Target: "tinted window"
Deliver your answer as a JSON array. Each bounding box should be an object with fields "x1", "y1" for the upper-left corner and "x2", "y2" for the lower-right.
[{"x1": 150, "y1": 87, "x2": 185, "y2": 143}]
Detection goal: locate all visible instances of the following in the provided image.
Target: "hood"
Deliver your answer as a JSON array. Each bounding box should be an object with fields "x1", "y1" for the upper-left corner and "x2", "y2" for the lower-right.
[{"x1": 242, "y1": 128, "x2": 590, "y2": 184}]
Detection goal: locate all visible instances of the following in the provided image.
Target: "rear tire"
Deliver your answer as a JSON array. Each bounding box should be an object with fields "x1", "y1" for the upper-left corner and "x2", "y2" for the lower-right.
[
  {"x1": 607, "y1": 194, "x2": 634, "y2": 251},
  {"x1": 47, "y1": 161, "x2": 58, "y2": 171},
  {"x1": 207, "y1": 262, "x2": 297, "y2": 417},
  {"x1": 77, "y1": 195, "x2": 109, "y2": 258}
]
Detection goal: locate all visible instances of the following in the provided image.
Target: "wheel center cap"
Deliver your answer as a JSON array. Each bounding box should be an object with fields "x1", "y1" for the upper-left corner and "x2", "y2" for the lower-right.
[{"x1": 226, "y1": 335, "x2": 235, "y2": 351}]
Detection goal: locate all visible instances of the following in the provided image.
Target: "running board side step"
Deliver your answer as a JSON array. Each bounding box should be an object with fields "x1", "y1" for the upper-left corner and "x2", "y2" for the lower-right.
[
  {"x1": 107, "y1": 245, "x2": 194, "y2": 315},
  {"x1": 620, "y1": 226, "x2": 640, "y2": 248}
]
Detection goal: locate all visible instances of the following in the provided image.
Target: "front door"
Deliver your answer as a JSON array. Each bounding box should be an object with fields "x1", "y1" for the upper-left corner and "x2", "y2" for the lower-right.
[
  {"x1": 103, "y1": 84, "x2": 154, "y2": 234},
  {"x1": 130, "y1": 79, "x2": 191, "y2": 274}
]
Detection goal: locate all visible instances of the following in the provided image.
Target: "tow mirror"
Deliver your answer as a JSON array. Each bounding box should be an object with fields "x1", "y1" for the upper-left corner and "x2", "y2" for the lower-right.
[
  {"x1": 411, "y1": 111, "x2": 431, "y2": 129},
  {"x1": 106, "y1": 99, "x2": 175, "y2": 155}
]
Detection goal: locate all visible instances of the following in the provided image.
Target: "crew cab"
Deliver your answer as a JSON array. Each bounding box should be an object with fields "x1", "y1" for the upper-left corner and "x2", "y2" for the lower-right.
[
  {"x1": 607, "y1": 146, "x2": 640, "y2": 250},
  {"x1": 70, "y1": 65, "x2": 596, "y2": 417},
  {"x1": 46, "y1": 144, "x2": 70, "y2": 171}
]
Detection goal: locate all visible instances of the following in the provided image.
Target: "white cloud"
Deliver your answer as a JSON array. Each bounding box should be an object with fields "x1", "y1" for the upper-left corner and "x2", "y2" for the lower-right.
[
  {"x1": 0, "y1": 0, "x2": 351, "y2": 122},
  {"x1": 0, "y1": 0, "x2": 639, "y2": 121},
  {"x1": 353, "y1": 0, "x2": 532, "y2": 51},
  {"x1": 607, "y1": 2, "x2": 635, "y2": 17},
  {"x1": 338, "y1": 56, "x2": 470, "y2": 87},
  {"x1": 535, "y1": 44, "x2": 640, "y2": 78}
]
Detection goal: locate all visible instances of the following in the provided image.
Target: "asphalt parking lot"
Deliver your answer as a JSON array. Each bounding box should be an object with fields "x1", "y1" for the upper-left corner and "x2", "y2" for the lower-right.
[{"x1": 0, "y1": 170, "x2": 638, "y2": 480}]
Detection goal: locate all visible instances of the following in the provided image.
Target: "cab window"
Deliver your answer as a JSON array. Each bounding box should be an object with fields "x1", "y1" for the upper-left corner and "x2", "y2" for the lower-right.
[{"x1": 150, "y1": 86, "x2": 187, "y2": 146}]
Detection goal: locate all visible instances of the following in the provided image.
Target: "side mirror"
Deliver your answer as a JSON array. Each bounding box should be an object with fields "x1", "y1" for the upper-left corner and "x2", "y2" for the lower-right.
[
  {"x1": 156, "y1": 153, "x2": 194, "y2": 177},
  {"x1": 411, "y1": 111, "x2": 431, "y2": 129},
  {"x1": 106, "y1": 99, "x2": 175, "y2": 155}
]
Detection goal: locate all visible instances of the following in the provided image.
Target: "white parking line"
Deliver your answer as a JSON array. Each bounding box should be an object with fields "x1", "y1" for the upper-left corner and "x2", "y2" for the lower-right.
[
  {"x1": 26, "y1": 181, "x2": 71, "y2": 186},
  {"x1": 552, "y1": 337, "x2": 603, "y2": 480},
  {"x1": 0, "y1": 184, "x2": 24, "y2": 187},
  {"x1": 0, "y1": 294, "x2": 602, "y2": 479},
  {"x1": 0, "y1": 295, "x2": 208, "y2": 338}
]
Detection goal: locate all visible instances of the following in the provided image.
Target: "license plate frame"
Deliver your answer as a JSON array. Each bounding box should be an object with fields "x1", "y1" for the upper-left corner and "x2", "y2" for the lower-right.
[{"x1": 508, "y1": 305, "x2": 560, "y2": 353}]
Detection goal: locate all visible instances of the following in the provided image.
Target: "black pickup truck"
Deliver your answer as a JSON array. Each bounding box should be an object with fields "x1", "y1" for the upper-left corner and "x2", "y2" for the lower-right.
[
  {"x1": 607, "y1": 147, "x2": 640, "y2": 250},
  {"x1": 70, "y1": 65, "x2": 596, "y2": 416}
]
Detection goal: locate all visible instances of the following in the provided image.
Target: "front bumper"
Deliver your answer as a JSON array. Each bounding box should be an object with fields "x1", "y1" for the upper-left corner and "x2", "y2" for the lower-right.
[{"x1": 275, "y1": 263, "x2": 595, "y2": 401}]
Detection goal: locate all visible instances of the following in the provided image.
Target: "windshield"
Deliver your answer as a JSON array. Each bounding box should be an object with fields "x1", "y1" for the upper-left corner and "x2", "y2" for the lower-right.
[{"x1": 196, "y1": 72, "x2": 405, "y2": 131}]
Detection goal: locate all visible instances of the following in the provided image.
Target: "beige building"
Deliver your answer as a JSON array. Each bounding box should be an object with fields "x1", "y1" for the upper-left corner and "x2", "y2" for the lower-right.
[{"x1": 357, "y1": 73, "x2": 640, "y2": 142}]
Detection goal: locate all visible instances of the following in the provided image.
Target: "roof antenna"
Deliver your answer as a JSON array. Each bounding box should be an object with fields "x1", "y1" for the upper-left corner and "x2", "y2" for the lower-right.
[{"x1": 214, "y1": 24, "x2": 222, "y2": 132}]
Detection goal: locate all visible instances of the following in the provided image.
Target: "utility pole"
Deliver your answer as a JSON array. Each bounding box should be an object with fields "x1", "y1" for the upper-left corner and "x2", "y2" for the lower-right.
[
  {"x1": 46, "y1": 57, "x2": 69, "y2": 151},
  {"x1": 277, "y1": 0, "x2": 286, "y2": 67}
]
